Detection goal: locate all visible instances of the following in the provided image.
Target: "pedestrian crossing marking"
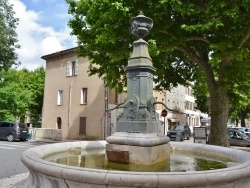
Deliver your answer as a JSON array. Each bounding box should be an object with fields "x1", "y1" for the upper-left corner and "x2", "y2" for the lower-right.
[
  {"x1": 0, "y1": 143, "x2": 27, "y2": 148},
  {"x1": 0, "y1": 141, "x2": 48, "y2": 150},
  {"x1": 0, "y1": 146, "x2": 15, "y2": 150}
]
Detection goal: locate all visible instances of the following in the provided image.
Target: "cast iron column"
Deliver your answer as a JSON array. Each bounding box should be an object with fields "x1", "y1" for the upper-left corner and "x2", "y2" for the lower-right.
[{"x1": 106, "y1": 12, "x2": 169, "y2": 147}]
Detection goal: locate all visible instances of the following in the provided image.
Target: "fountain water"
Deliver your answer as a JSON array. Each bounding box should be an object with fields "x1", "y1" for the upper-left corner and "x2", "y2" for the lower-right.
[{"x1": 21, "y1": 13, "x2": 250, "y2": 188}]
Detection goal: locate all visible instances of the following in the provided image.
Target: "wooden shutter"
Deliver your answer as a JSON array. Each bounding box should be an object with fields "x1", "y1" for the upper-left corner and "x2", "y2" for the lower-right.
[
  {"x1": 57, "y1": 90, "x2": 63, "y2": 105},
  {"x1": 66, "y1": 61, "x2": 72, "y2": 76},
  {"x1": 84, "y1": 88, "x2": 88, "y2": 103},
  {"x1": 79, "y1": 117, "x2": 86, "y2": 135},
  {"x1": 75, "y1": 59, "x2": 78, "y2": 75}
]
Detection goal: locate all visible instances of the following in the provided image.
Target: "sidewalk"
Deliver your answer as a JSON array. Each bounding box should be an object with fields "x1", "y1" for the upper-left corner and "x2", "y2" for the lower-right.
[{"x1": 0, "y1": 173, "x2": 28, "y2": 188}]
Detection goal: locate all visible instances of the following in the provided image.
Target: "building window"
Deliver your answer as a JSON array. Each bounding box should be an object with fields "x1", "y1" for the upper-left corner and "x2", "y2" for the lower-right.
[
  {"x1": 79, "y1": 117, "x2": 86, "y2": 135},
  {"x1": 57, "y1": 90, "x2": 63, "y2": 105},
  {"x1": 66, "y1": 60, "x2": 78, "y2": 76},
  {"x1": 167, "y1": 100, "x2": 171, "y2": 108},
  {"x1": 80, "y1": 88, "x2": 88, "y2": 104},
  {"x1": 185, "y1": 101, "x2": 189, "y2": 110},
  {"x1": 172, "y1": 101, "x2": 176, "y2": 109},
  {"x1": 190, "y1": 102, "x2": 193, "y2": 110}
]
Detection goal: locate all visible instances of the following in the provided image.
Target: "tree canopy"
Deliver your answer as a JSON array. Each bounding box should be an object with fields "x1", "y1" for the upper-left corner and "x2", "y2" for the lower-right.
[
  {"x1": 0, "y1": 0, "x2": 20, "y2": 70},
  {"x1": 0, "y1": 67, "x2": 45, "y2": 123},
  {"x1": 67, "y1": 0, "x2": 250, "y2": 146}
]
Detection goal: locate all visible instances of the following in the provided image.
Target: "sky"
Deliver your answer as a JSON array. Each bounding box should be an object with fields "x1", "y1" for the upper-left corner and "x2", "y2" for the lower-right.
[{"x1": 9, "y1": 0, "x2": 77, "y2": 70}]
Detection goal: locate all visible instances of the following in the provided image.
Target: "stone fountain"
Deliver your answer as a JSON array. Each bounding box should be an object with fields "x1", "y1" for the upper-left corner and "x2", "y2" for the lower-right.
[
  {"x1": 20, "y1": 13, "x2": 250, "y2": 188},
  {"x1": 106, "y1": 12, "x2": 170, "y2": 165}
]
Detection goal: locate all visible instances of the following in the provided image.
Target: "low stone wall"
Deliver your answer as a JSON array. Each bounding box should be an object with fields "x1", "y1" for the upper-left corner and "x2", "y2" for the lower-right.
[
  {"x1": 29, "y1": 128, "x2": 62, "y2": 141},
  {"x1": 21, "y1": 141, "x2": 250, "y2": 188}
]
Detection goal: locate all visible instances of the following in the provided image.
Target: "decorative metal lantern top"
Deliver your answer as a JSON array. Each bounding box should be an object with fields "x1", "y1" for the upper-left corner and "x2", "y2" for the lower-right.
[{"x1": 129, "y1": 11, "x2": 153, "y2": 39}]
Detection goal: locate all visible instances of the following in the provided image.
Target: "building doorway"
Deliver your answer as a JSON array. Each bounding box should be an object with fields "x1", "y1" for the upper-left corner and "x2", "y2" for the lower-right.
[{"x1": 57, "y1": 117, "x2": 62, "y2": 129}]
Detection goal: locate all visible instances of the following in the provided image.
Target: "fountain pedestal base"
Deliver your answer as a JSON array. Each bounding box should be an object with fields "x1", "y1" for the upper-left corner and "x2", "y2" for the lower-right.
[{"x1": 106, "y1": 142, "x2": 170, "y2": 164}]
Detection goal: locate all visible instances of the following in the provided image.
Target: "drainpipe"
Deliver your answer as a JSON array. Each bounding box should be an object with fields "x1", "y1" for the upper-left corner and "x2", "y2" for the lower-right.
[
  {"x1": 68, "y1": 81, "x2": 72, "y2": 139},
  {"x1": 104, "y1": 83, "x2": 108, "y2": 139}
]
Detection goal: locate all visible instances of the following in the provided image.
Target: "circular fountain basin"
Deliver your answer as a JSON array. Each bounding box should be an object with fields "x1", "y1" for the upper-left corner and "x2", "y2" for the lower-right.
[{"x1": 21, "y1": 141, "x2": 250, "y2": 188}]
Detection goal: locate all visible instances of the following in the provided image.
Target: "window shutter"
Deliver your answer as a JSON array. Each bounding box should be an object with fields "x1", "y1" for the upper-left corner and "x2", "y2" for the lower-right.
[
  {"x1": 57, "y1": 90, "x2": 63, "y2": 105},
  {"x1": 75, "y1": 59, "x2": 78, "y2": 75},
  {"x1": 79, "y1": 117, "x2": 86, "y2": 135},
  {"x1": 66, "y1": 61, "x2": 72, "y2": 76},
  {"x1": 85, "y1": 88, "x2": 88, "y2": 103}
]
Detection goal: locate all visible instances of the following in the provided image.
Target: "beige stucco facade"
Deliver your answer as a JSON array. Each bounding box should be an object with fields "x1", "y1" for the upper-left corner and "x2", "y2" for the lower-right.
[{"x1": 42, "y1": 48, "x2": 107, "y2": 140}]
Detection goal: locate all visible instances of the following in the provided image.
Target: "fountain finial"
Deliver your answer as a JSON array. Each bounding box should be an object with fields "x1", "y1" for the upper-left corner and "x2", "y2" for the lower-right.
[{"x1": 129, "y1": 11, "x2": 153, "y2": 39}]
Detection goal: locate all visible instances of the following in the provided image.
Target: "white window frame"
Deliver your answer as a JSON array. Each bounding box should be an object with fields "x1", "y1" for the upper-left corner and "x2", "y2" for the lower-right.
[
  {"x1": 57, "y1": 90, "x2": 63, "y2": 105},
  {"x1": 80, "y1": 88, "x2": 88, "y2": 104},
  {"x1": 67, "y1": 59, "x2": 78, "y2": 76}
]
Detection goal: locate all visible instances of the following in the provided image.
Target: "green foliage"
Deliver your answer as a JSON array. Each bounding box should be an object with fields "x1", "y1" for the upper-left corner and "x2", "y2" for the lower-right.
[
  {"x1": 67, "y1": 0, "x2": 250, "y2": 146},
  {"x1": 0, "y1": 0, "x2": 20, "y2": 70},
  {"x1": 67, "y1": 0, "x2": 249, "y2": 92},
  {"x1": 28, "y1": 67, "x2": 45, "y2": 120},
  {"x1": 0, "y1": 67, "x2": 45, "y2": 121}
]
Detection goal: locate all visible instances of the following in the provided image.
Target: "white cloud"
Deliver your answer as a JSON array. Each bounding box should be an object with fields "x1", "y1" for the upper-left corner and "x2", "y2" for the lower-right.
[
  {"x1": 9, "y1": 0, "x2": 76, "y2": 70},
  {"x1": 41, "y1": 37, "x2": 62, "y2": 55}
]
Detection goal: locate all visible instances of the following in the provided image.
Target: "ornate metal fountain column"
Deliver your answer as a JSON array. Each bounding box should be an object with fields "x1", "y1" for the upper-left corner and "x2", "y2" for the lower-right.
[
  {"x1": 106, "y1": 12, "x2": 170, "y2": 164},
  {"x1": 116, "y1": 12, "x2": 157, "y2": 133}
]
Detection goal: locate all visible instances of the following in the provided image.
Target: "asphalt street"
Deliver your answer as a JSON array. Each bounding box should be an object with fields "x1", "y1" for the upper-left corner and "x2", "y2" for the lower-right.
[{"x1": 0, "y1": 140, "x2": 55, "y2": 179}]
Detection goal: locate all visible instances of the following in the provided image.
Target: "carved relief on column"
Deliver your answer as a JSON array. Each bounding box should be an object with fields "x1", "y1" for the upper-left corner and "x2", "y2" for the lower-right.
[
  {"x1": 122, "y1": 95, "x2": 140, "y2": 120},
  {"x1": 131, "y1": 77, "x2": 139, "y2": 87}
]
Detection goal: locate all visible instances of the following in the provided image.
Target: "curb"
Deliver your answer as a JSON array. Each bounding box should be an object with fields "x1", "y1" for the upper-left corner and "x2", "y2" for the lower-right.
[{"x1": 0, "y1": 173, "x2": 28, "y2": 188}]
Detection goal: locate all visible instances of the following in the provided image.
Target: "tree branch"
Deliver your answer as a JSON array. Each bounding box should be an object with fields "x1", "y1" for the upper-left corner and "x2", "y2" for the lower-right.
[
  {"x1": 186, "y1": 36, "x2": 210, "y2": 44},
  {"x1": 238, "y1": 27, "x2": 250, "y2": 49},
  {"x1": 177, "y1": 45, "x2": 202, "y2": 65},
  {"x1": 159, "y1": 30, "x2": 178, "y2": 40},
  {"x1": 177, "y1": 45, "x2": 217, "y2": 91}
]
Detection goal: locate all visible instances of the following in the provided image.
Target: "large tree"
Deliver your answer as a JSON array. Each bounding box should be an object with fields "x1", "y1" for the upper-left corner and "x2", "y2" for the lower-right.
[
  {"x1": 0, "y1": 67, "x2": 45, "y2": 122},
  {"x1": 0, "y1": 0, "x2": 20, "y2": 70},
  {"x1": 28, "y1": 67, "x2": 45, "y2": 124},
  {"x1": 67, "y1": 0, "x2": 250, "y2": 146},
  {"x1": 0, "y1": 69, "x2": 33, "y2": 121}
]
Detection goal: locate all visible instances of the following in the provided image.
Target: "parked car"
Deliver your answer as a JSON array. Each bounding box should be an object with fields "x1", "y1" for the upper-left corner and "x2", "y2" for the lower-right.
[
  {"x1": 228, "y1": 129, "x2": 250, "y2": 147},
  {"x1": 0, "y1": 121, "x2": 29, "y2": 142},
  {"x1": 229, "y1": 127, "x2": 250, "y2": 137},
  {"x1": 167, "y1": 125, "x2": 191, "y2": 141}
]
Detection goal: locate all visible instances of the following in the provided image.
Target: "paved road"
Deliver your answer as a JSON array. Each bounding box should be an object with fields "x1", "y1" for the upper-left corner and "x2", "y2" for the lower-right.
[{"x1": 0, "y1": 140, "x2": 52, "y2": 179}]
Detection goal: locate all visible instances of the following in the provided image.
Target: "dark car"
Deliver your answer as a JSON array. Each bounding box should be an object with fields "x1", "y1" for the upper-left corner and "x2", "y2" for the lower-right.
[
  {"x1": 0, "y1": 121, "x2": 29, "y2": 142},
  {"x1": 229, "y1": 127, "x2": 250, "y2": 137},
  {"x1": 167, "y1": 125, "x2": 191, "y2": 141},
  {"x1": 228, "y1": 129, "x2": 250, "y2": 147}
]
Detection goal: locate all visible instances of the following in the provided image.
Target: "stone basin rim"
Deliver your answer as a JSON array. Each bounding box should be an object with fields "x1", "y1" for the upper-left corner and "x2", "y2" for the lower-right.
[{"x1": 21, "y1": 141, "x2": 250, "y2": 188}]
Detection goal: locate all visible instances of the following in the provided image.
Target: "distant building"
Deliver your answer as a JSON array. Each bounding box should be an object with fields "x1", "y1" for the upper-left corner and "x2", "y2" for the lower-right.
[
  {"x1": 165, "y1": 85, "x2": 186, "y2": 130},
  {"x1": 165, "y1": 83, "x2": 209, "y2": 133}
]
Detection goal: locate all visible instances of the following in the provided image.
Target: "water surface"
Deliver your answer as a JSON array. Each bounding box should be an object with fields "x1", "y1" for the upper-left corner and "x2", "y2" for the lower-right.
[{"x1": 44, "y1": 149, "x2": 232, "y2": 172}]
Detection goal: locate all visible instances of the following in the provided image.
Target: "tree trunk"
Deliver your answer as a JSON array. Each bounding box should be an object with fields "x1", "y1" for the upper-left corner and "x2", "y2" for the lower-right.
[
  {"x1": 209, "y1": 88, "x2": 230, "y2": 147},
  {"x1": 241, "y1": 110, "x2": 246, "y2": 127},
  {"x1": 236, "y1": 118, "x2": 239, "y2": 126}
]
